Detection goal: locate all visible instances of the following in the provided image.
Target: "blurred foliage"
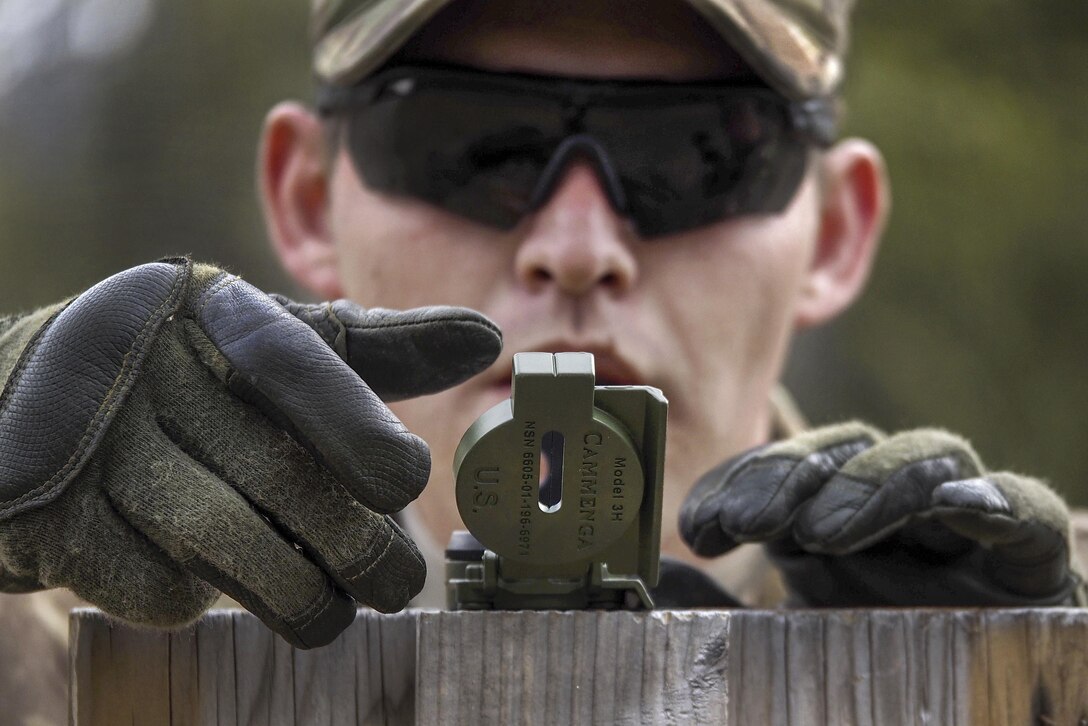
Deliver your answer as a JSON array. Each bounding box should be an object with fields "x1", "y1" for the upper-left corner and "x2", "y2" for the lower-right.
[
  {"x1": 0, "y1": 0, "x2": 308, "y2": 306},
  {"x1": 0, "y1": 1, "x2": 1085, "y2": 502}
]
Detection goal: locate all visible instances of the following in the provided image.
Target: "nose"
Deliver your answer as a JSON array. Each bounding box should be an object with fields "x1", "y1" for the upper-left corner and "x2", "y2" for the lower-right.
[{"x1": 514, "y1": 160, "x2": 639, "y2": 297}]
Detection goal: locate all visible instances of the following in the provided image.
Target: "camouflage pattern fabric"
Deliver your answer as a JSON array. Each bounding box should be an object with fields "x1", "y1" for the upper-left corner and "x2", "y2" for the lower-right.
[{"x1": 311, "y1": 0, "x2": 856, "y2": 100}]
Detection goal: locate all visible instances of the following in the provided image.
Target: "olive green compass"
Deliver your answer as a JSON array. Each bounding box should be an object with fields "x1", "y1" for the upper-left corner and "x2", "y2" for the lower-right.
[{"x1": 446, "y1": 352, "x2": 667, "y2": 610}]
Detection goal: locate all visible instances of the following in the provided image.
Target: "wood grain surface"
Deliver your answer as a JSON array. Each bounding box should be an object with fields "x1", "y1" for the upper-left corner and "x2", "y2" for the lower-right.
[
  {"x1": 71, "y1": 608, "x2": 1088, "y2": 725},
  {"x1": 70, "y1": 609, "x2": 416, "y2": 726}
]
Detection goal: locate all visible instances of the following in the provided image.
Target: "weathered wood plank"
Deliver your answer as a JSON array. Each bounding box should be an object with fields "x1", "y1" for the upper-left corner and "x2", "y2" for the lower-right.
[
  {"x1": 1026, "y1": 608, "x2": 1088, "y2": 723},
  {"x1": 417, "y1": 611, "x2": 738, "y2": 725},
  {"x1": 542, "y1": 610, "x2": 577, "y2": 723},
  {"x1": 868, "y1": 610, "x2": 912, "y2": 722},
  {"x1": 197, "y1": 611, "x2": 238, "y2": 726},
  {"x1": 115, "y1": 619, "x2": 172, "y2": 722},
  {"x1": 916, "y1": 610, "x2": 959, "y2": 723},
  {"x1": 968, "y1": 608, "x2": 1088, "y2": 726},
  {"x1": 230, "y1": 610, "x2": 276, "y2": 726},
  {"x1": 783, "y1": 611, "x2": 825, "y2": 722},
  {"x1": 169, "y1": 620, "x2": 201, "y2": 725},
  {"x1": 728, "y1": 610, "x2": 786, "y2": 723},
  {"x1": 680, "y1": 611, "x2": 731, "y2": 723},
  {"x1": 375, "y1": 611, "x2": 417, "y2": 725},
  {"x1": 68, "y1": 609, "x2": 171, "y2": 724},
  {"x1": 72, "y1": 607, "x2": 1088, "y2": 725},
  {"x1": 69, "y1": 608, "x2": 103, "y2": 726},
  {"x1": 820, "y1": 611, "x2": 862, "y2": 725}
]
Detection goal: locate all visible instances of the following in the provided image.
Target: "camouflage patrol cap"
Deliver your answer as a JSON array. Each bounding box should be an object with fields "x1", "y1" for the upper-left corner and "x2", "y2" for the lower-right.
[{"x1": 310, "y1": 0, "x2": 856, "y2": 100}]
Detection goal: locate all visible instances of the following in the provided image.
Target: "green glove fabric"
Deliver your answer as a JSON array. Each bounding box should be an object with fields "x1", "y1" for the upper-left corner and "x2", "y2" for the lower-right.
[
  {"x1": 680, "y1": 423, "x2": 1087, "y2": 607},
  {"x1": 0, "y1": 259, "x2": 502, "y2": 648}
]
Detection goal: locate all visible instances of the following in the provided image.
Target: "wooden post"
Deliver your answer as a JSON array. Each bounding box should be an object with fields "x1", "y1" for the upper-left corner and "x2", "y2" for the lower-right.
[
  {"x1": 70, "y1": 608, "x2": 1088, "y2": 725},
  {"x1": 70, "y1": 609, "x2": 417, "y2": 726}
]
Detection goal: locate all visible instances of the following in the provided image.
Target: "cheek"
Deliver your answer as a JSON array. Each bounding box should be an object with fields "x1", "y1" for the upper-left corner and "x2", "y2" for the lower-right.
[
  {"x1": 727, "y1": 192, "x2": 820, "y2": 340},
  {"x1": 335, "y1": 224, "x2": 449, "y2": 309},
  {"x1": 327, "y1": 162, "x2": 507, "y2": 310},
  {"x1": 650, "y1": 190, "x2": 820, "y2": 382},
  {"x1": 740, "y1": 240, "x2": 813, "y2": 342}
]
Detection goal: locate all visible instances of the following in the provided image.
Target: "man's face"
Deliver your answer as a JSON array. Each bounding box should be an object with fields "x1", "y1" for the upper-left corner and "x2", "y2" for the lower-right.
[{"x1": 270, "y1": 0, "x2": 883, "y2": 560}]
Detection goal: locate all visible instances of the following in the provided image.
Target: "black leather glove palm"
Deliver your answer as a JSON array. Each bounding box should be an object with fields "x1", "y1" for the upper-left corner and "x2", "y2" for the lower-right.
[
  {"x1": 681, "y1": 423, "x2": 1087, "y2": 608},
  {"x1": 0, "y1": 260, "x2": 501, "y2": 648}
]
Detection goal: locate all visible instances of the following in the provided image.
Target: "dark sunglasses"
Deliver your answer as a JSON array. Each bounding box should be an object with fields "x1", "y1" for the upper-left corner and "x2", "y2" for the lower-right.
[{"x1": 318, "y1": 63, "x2": 837, "y2": 238}]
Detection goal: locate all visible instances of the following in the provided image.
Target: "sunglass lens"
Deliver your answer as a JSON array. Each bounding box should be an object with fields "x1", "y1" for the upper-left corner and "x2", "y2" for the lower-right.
[
  {"x1": 342, "y1": 68, "x2": 816, "y2": 237},
  {"x1": 346, "y1": 87, "x2": 564, "y2": 229},
  {"x1": 587, "y1": 95, "x2": 809, "y2": 236}
]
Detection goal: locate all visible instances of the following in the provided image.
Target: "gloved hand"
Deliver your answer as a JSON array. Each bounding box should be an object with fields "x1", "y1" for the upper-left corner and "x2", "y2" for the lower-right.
[
  {"x1": 680, "y1": 423, "x2": 1087, "y2": 608},
  {"x1": 0, "y1": 259, "x2": 501, "y2": 648}
]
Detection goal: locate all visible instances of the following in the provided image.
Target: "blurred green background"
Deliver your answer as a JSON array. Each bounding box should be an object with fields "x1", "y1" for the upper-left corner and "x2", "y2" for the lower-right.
[{"x1": 1, "y1": 1, "x2": 1085, "y2": 502}]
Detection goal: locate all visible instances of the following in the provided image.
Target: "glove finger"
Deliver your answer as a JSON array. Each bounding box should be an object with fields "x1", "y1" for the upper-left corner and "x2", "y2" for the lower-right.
[
  {"x1": 263, "y1": 498, "x2": 424, "y2": 615},
  {"x1": 0, "y1": 568, "x2": 46, "y2": 593},
  {"x1": 146, "y1": 338, "x2": 426, "y2": 612},
  {"x1": 203, "y1": 464, "x2": 424, "y2": 614},
  {"x1": 104, "y1": 407, "x2": 356, "y2": 649},
  {"x1": 0, "y1": 476, "x2": 217, "y2": 624},
  {"x1": 680, "y1": 451, "x2": 759, "y2": 557},
  {"x1": 933, "y1": 473, "x2": 1074, "y2": 600},
  {"x1": 794, "y1": 429, "x2": 984, "y2": 554},
  {"x1": 272, "y1": 297, "x2": 503, "y2": 402},
  {"x1": 225, "y1": 468, "x2": 425, "y2": 613},
  {"x1": 718, "y1": 423, "x2": 882, "y2": 542},
  {"x1": 679, "y1": 422, "x2": 881, "y2": 556},
  {"x1": 188, "y1": 274, "x2": 429, "y2": 514}
]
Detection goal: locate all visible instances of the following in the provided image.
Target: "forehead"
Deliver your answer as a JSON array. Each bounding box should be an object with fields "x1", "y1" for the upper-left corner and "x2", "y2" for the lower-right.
[{"x1": 397, "y1": 0, "x2": 755, "y2": 81}]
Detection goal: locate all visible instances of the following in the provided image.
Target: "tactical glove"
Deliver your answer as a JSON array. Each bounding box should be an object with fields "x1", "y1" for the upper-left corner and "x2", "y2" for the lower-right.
[
  {"x1": 681, "y1": 423, "x2": 1087, "y2": 608},
  {"x1": 0, "y1": 259, "x2": 501, "y2": 648}
]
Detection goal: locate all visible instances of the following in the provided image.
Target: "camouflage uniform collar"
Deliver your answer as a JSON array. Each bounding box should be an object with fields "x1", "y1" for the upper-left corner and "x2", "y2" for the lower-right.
[{"x1": 770, "y1": 385, "x2": 809, "y2": 440}]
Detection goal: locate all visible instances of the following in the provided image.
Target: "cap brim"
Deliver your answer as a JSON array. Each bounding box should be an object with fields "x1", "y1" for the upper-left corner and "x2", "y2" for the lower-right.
[
  {"x1": 314, "y1": 0, "x2": 842, "y2": 99},
  {"x1": 314, "y1": 0, "x2": 457, "y2": 87},
  {"x1": 687, "y1": 0, "x2": 842, "y2": 99}
]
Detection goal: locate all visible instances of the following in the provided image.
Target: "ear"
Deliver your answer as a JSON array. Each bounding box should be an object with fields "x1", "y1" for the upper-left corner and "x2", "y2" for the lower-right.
[
  {"x1": 259, "y1": 102, "x2": 345, "y2": 299},
  {"x1": 793, "y1": 139, "x2": 890, "y2": 329}
]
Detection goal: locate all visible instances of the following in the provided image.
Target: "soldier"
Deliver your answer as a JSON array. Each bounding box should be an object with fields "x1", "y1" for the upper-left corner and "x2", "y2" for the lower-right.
[{"x1": 0, "y1": 1, "x2": 1083, "y2": 723}]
